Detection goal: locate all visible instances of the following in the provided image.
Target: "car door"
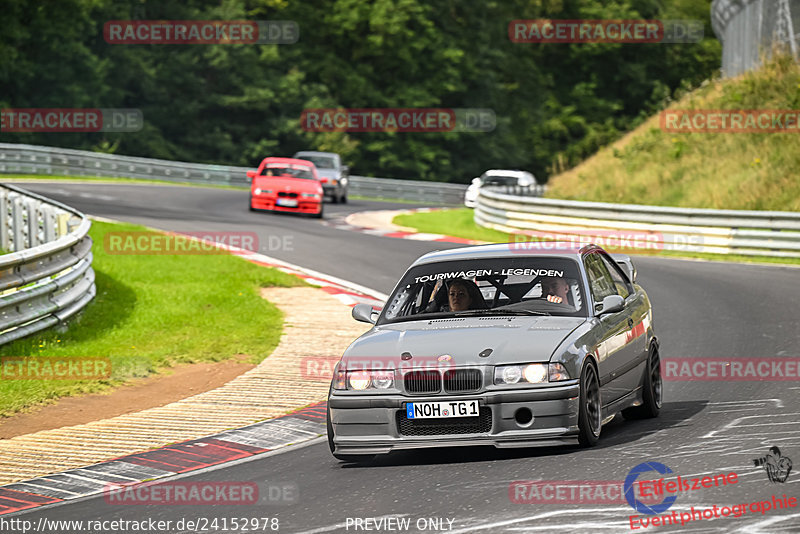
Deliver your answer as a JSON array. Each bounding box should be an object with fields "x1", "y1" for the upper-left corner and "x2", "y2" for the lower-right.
[
  {"x1": 583, "y1": 253, "x2": 638, "y2": 404},
  {"x1": 598, "y1": 252, "x2": 650, "y2": 395}
]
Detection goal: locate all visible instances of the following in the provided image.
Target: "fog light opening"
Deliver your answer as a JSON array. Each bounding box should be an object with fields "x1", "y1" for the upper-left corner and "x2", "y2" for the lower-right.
[{"x1": 514, "y1": 408, "x2": 533, "y2": 426}]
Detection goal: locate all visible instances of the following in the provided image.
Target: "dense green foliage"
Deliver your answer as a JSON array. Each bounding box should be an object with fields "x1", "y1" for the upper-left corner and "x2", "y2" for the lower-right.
[{"x1": 0, "y1": 0, "x2": 719, "y2": 182}]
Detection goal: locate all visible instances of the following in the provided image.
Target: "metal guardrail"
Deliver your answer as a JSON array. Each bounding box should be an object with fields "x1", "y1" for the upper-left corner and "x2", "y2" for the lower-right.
[
  {"x1": 0, "y1": 184, "x2": 95, "y2": 345},
  {"x1": 475, "y1": 186, "x2": 800, "y2": 258},
  {"x1": 711, "y1": 0, "x2": 800, "y2": 77},
  {"x1": 0, "y1": 143, "x2": 468, "y2": 205}
]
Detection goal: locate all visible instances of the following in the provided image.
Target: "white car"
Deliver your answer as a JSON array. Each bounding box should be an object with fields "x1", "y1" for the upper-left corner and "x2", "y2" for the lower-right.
[{"x1": 464, "y1": 169, "x2": 536, "y2": 208}]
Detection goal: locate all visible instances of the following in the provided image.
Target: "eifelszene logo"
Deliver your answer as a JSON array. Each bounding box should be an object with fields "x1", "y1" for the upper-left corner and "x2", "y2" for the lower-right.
[{"x1": 624, "y1": 462, "x2": 677, "y2": 515}]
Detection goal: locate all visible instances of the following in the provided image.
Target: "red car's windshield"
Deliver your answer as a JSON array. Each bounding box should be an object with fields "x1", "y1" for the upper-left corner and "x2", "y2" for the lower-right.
[{"x1": 259, "y1": 165, "x2": 315, "y2": 179}]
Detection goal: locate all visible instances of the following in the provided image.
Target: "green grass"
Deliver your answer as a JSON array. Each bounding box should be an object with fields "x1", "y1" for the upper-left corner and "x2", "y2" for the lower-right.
[
  {"x1": 394, "y1": 208, "x2": 508, "y2": 242},
  {"x1": 393, "y1": 209, "x2": 800, "y2": 266},
  {"x1": 545, "y1": 54, "x2": 800, "y2": 211},
  {"x1": 1, "y1": 174, "x2": 247, "y2": 190},
  {"x1": 0, "y1": 220, "x2": 307, "y2": 417}
]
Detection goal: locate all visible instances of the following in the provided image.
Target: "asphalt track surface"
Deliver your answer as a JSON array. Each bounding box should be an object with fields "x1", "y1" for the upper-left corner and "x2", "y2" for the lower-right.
[{"x1": 9, "y1": 182, "x2": 800, "y2": 533}]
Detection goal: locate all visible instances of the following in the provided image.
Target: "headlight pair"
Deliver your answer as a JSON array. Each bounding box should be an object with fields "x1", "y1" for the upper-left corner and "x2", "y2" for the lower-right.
[
  {"x1": 333, "y1": 370, "x2": 394, "y2": 391},
  {"x1": 494, "y1": 363, "x2": 570, "y2": 385}
]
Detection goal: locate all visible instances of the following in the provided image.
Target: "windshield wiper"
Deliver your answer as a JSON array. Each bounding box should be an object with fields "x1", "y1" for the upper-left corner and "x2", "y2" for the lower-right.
[{"x1": 454, "y1": 308, "x2": 550, "y2": 317}]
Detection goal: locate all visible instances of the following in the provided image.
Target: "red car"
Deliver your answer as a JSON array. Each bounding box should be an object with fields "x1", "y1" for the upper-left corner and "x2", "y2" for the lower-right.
[{"x1": 247, "y1": 157, "x2": 324, "y2": 218}]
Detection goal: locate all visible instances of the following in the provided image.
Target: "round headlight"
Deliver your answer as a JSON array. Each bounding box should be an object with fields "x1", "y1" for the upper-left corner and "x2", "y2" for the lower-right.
[
  {"x1": 523, "y1": 364, "x2": 548, "y2": 383},
  {"x1": 254, "y1": 188, "x2": 261, "y2": 195},
  {"x1": 372, "y1": 372, "x2": 394, "y2": 389},
  {"x1": 501, "y1": 366, "x2": 522, "y2": 384},
  {"x1": 348, "y1": 371, "x2": 371, "y2": 390}
]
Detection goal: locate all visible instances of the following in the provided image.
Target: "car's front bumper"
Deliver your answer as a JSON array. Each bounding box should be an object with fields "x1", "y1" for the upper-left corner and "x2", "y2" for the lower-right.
[
  {"x1": 251, "y1": 195, "x2": 321, "y2": 214},
  {"x1": 328, "y1": 382, "x2": 581, "y2": 455},
  {"x1": 321, "y1": 183, "x2": 345, "y2": 196}
]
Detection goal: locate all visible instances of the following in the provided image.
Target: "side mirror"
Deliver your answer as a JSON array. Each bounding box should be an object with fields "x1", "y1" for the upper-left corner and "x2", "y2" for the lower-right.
[
  {"x1": 341, "y1": 165, "x2": 349, "y2": 176},
  {"x1": 471, "y1": 177, "x2": 481, "y2": 185},
  {"x1": 352, "y1": 303, "x2": 377, "y2": 324},
  {"x1": 597, "y1": 295, "x2": 625, "y2": 315},
  {"x1": 246, "y1": 170, "x2": 257, "y2": 182}
]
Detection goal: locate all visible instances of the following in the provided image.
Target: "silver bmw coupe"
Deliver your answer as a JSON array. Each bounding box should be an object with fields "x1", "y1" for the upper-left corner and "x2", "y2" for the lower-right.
[{"x1": 327, "y1": 242, "x2": 661, "y2": 462}]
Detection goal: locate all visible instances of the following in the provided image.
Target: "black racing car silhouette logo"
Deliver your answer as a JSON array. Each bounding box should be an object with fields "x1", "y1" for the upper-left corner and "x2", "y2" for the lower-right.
[{"x1": 752, "y1": 446, "x2": 792, "y2": 483}]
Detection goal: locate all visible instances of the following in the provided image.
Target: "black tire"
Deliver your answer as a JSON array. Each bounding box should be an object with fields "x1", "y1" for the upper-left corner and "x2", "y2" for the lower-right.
[
  {"x1": 622, "y1": 345, "x2": 662, "y2": 420},
  {"x1": 248, "y1": 197, "x2": 255, "y2": 211},
  {"x1": 330, "y1": 192, "x2": 339, "y2": 204},
  {"x1": 340, "y1": 192, "x2": 348, "y2": 204},
  {"x1": 327, "y1": 407, "x2": 375, "y2": 463},
  {"x1": 312, "y1": 204, "x2": 324, "y2": 219},
  {"x1": 578, "y1": 361, "x2": 602, "y2": 447}
]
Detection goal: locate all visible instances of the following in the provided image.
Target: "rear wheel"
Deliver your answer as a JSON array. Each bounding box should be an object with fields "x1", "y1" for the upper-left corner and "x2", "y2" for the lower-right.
[
  {"x1": 327, "y1": 407, "x2": 375, "y2": 463},
  {"x1": 622, "y1": 345, "x2": 662, "y2": 420},
  {"x1": 578, "y1": 362, "x2": 601, "y2": 447}
]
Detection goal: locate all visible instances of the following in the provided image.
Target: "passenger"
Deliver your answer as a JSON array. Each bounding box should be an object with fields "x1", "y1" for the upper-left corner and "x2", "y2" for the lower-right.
[{"x1": 541, "y1": 276, "x2": 570, "y2": 304}]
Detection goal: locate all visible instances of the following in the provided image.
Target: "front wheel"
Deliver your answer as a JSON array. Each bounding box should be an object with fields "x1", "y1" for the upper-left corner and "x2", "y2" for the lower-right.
[
  {"x1": 312, "y1": 204, "x2": 324, "y2": 219},
  {"x1": 578, "y1": 362, "x2": 601, "y2": 447},
  {"x1": 622, "y1": 345, "x2": 662, "y2": 420},
  {"x1": 248, "y1": 197, "x2": 255, "y2": 211}
]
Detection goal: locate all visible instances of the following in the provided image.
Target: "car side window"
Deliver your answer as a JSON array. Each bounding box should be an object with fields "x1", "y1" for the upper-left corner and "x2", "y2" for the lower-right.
[
  {"x1": 584, "y1": 254, "x2": 618, "y2": 304},
  {"x1": 599, "y1": 255, "x2": 631, "y2": 299}
]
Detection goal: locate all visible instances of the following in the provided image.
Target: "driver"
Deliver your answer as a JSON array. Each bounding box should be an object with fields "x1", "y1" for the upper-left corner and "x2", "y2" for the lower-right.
[
  {"x1": 424, "y1": 278, "x2": 486, "y2": 313},
  {"x1": 541, "y1": 276, "x2": 570, "y2": 304},
  {"x1": 448, "y1": 279, "x2": 473, "y2": 311}
]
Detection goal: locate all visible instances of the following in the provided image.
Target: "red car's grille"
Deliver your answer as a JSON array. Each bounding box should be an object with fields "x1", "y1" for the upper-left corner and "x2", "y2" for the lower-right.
[{"x1": 277, "y1": 192, "x2": 299, "y2": 198}]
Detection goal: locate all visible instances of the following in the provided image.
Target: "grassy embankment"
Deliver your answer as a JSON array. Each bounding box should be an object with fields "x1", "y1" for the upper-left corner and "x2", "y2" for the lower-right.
[
  {"x1": 396, "y1": 55, "x2": 800, "y2": 263},
  {"x1": 0, "y1": 220, "x2": 307, "y2": 417}
]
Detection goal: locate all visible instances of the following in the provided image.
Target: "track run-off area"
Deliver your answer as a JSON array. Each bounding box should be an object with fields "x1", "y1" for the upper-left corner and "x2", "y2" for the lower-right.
[{"x1": 7, "y1": 181, "x2": 800, "y2": 534}]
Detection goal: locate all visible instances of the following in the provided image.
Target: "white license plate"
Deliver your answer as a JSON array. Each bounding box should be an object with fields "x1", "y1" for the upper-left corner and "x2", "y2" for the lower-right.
[
  {"x1": 276, "y1": 198, "x2": 298, "y2": 207},
  {"x1": 406, "y1": 400, "x2": 480, "y2": 419}
]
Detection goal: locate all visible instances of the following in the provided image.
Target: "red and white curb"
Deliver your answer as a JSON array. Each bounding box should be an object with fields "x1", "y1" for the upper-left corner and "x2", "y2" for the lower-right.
[
  {"x1": 0, "y1": 225, "x2": 387, "y2": 517},
  {"x1": 324, "y1": 208, "x2": 486, "y2": 246},
  {"x1": 0, "y1": 404, "x2": 327, "y2": 516}
]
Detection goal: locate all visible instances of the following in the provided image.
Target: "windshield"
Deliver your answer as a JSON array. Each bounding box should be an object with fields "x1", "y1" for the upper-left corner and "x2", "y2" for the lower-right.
[
  {"x1": 296, "y1": 155, "x2": 336, "y2": 169},
  {"x1": 482, "y1": 175, "x2": 519, "y2": 186},
  {"x1": 379, "y1": 257, "x2": 587, "y2": 324},
  {"x1": 259, "y1": 164, "x2": 315, "y2": 179}
]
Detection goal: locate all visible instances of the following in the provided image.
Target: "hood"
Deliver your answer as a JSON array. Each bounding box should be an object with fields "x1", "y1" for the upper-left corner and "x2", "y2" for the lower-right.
[
  {"x1": 315, "y1": 168, "x2": 340, "y2": 181},
  {"x1": 343, "y1": 316, "x2": 585, "y2": 367},
  {"x1": 253, "y1": 176, "x2": 322, "y2": 194}
]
